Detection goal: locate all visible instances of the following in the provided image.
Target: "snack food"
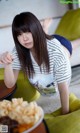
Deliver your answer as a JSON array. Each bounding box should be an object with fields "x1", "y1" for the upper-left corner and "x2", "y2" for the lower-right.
[{"x1": 0, "y1": 98, "x2": 44, "y2": 133}]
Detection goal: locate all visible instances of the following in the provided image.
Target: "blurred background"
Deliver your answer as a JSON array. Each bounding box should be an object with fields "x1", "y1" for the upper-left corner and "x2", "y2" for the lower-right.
[
  {"x1": 0, "y1": 0, "x2": 78, "y2": 53},
  {"x1": 0, "y1": 0, "x2": 80, "y2": 112}
]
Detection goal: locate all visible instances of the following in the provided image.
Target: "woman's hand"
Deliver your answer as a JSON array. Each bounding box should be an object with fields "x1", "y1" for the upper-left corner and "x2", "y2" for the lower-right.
[
  {"x1": 0, "y1": 52, "x2": 14, "y2": 65},
  {"x1": 0, "y1": 51, "x2": 19, "y2": 88}
]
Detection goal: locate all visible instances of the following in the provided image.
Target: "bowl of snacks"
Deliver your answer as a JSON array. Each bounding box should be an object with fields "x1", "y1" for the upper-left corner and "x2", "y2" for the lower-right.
[{"x1": 0, "y1": 98, "x2": 44, "y2": 133}]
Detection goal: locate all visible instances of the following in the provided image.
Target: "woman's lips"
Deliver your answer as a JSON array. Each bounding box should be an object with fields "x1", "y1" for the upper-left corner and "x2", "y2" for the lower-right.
[
  {"x1": 24, "y1": 42, "x2": 31, "y2": 45},
  {"x1": 24, "y1": 42, "x2": 32, "y2": 48}
]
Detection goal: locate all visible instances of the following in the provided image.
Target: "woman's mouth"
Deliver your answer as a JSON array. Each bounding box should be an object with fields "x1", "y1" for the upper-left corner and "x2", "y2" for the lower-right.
[
  {"x1": 24, "y1": 42, "x2": 33, "y2": 48},
  {"x1": 24, "y1": 42, "x2": 31, "y2": 46}
]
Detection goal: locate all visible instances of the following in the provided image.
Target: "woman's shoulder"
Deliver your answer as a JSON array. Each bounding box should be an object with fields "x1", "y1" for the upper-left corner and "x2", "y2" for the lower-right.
[
  {"x1": 47, "y1": 38, "x2": 69, "y2": 61},
  {"x1": 47, "y1": 38, "x2": 63, "y2": 52}
]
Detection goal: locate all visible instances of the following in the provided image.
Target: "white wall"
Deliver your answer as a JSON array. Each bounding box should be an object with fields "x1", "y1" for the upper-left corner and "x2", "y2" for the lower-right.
[
  {"x1": 0, "y1": 0, "x2": 68, "y2": 26},
  {"x1": 0, "y1": 27, "x2": 14, "y2": 53},
  {"x1": 0, "y1": 0, "x2": 68, "y2": 51},
  {"x1": 0, "y1": 0, "x2": 68, "y2": 67}
]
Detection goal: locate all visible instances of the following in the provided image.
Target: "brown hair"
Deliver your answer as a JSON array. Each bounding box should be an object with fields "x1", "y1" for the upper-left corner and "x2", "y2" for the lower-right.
[{"x1": 12, "y1": 12, "x2": 53, "y2": 77}]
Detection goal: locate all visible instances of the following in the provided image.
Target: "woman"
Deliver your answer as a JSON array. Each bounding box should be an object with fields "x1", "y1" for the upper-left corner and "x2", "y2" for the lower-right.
[{"x1": 0, "y1": 12, "x2": 73, "y2": 114}]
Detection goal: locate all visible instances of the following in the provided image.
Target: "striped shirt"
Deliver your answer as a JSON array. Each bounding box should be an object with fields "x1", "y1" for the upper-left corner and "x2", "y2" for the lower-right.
[{"x1": 12, "y1": 38, "x2": 71, "y2": 96}]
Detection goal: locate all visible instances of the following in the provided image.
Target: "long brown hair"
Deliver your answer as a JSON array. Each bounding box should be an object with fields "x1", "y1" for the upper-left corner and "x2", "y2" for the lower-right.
[{"x1": 12, "y1": 12, "x2": 53, "y2": 77}]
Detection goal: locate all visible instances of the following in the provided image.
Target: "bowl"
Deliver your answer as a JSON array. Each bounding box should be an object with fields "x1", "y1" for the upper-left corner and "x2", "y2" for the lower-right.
[
  {"x1": 23, "y1": 107, "x2": 44, "y2": 133},
  {"x1": 0, "y1": 98, "x2": 44, "y2": 133}
]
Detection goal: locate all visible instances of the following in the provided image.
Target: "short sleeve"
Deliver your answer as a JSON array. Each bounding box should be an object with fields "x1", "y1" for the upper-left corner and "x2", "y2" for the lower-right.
[
  {"x1": 11, "y1": 47, "x2": 21, "y2": 70},
  {"x1": 54, "y1": 50, "x2": 71, "y2": 83}
]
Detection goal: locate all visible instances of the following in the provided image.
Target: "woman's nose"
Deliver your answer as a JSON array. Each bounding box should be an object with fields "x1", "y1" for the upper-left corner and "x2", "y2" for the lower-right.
[{"x1": 23, "y1": 33, "x2": 28, "y2": 41}]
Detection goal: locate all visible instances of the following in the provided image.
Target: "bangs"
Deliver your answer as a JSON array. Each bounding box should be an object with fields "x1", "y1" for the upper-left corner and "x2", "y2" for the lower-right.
[{"x1": 13, "y1": 24, "x2": 30, "y2": 36}]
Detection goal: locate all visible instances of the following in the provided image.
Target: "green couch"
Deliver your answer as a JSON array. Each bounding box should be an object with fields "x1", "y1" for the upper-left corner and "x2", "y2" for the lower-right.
[
  {"x1": 54, "y1": 8, "x2": 80, "y2": 67},
  {"x1": 0, "y1": 68, "x2": 40, "y2": 102},
  {"x1": 0, "y1": 68, "x2": 4, "y2": 80},
  {"x1": 45, "y1": 93, "x2": 80, "y2": 133},
  {"x1": 55, "y1": 8, "x2": 80, "y2": 41}
]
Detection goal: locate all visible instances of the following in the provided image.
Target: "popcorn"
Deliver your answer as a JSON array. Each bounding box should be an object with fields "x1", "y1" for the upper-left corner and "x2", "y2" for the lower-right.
[{"x1": 0, "y1": 98, "x2": 42, "y2": 125}]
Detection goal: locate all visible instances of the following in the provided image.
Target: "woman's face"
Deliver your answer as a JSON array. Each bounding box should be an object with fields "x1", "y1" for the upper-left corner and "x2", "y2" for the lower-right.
[{"x1": 17, "y1": 32, "x2": 34, "y2": 49}]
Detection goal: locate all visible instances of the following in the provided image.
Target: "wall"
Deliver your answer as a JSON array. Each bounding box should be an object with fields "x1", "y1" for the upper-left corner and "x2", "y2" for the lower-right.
[
  {"x1": 0, "y1": 0, "x2": 68, "y2": 67},
  {"x1": 0, "y1": 0, "x2": 68, "y2": 26}
]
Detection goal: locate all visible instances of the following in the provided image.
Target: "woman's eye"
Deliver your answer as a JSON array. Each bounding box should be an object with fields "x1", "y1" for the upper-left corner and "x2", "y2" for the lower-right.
[{"x1": 18, "y1": 34, "x2": 22, "y2": 37}]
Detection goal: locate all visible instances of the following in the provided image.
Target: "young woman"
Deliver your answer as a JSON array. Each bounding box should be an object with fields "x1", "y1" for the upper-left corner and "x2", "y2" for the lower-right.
[{"x1": 0, "y1": 12, "x2": 76, "y2": 115}]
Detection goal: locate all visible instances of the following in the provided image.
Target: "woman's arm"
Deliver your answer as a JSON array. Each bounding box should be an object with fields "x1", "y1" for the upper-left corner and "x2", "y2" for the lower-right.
[
  {"x1": 58, "y1": 82, "x2": 69, "y2": 115},
  {"x1": 4, "y1": 64, "x2": 19, "y2": 88},
  {"x1": 0, "y1": 52, "x2": 19, "y2": 88}
]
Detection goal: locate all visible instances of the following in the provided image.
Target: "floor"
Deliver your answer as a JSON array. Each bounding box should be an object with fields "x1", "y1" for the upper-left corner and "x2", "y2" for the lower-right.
[{"x1": 36, "y1": 66, "x2": 80, "y2": 114}]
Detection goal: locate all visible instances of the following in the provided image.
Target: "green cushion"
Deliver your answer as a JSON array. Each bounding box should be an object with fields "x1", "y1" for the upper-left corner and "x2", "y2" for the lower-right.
[
  {"x1": 0, "y1": 68, "x2": 4, "y2": 80},
  {"x1": 45, "y1": 93, "x2": 80, "y2": 133},
  {"x1": 55, "y1": 8, "x2": 80, "y2": 40},
  {"x1": 46, "y1": 93, "x2": 79, "y2": 117},
  {"x1": 69, "y1": 93, "x2": 80, "y2": 112},
  {"x1": 13, "y1": 71, "x2": 40, "y2": 102},
  {"x1": 0, "y1": 68, "x2": 40, "y2": 102},
  {"x1": 45, "y1": 109, "x2": 80, "y2": 133}
]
